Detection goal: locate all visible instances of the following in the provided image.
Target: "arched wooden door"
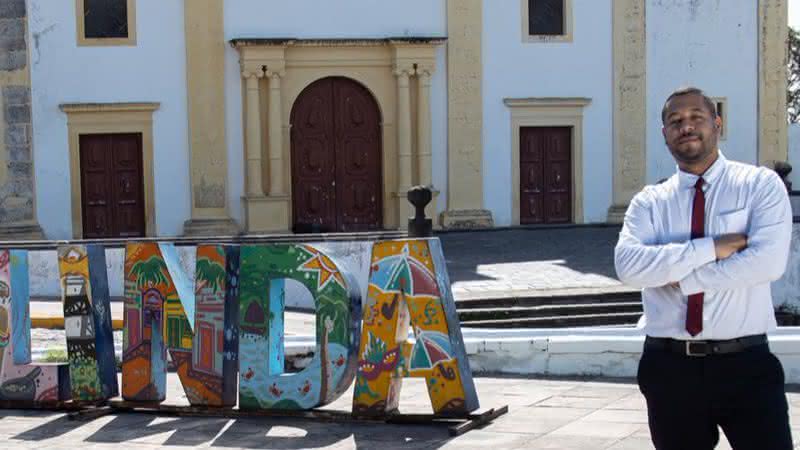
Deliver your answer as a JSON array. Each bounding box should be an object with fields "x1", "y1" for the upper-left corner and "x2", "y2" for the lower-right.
[{"x1": 290, "y1": 77, "x2": 383, "y2": 232}]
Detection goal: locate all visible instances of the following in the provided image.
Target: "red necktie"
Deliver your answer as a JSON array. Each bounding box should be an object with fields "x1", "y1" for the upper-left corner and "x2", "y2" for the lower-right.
[{"x1": 686, "y1": 177, "x2": 705, "y2": 336}]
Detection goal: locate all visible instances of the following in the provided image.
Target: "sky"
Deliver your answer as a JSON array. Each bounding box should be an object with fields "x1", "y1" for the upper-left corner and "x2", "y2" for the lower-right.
[{"x1": 792, "y1": 0, "x2": 800, "y2": 29}]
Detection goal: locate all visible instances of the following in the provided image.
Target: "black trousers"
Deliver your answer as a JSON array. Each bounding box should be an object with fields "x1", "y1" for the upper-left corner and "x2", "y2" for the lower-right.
[{"x1": 638, "y1": 342, "x2": 793, "y2": 450}]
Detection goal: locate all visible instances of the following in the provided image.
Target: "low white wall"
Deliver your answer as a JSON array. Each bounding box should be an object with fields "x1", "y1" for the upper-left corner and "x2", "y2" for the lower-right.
[
  {"x1": 283, "y1": 327, "x2": 800, "y2": 383},
  {"x1": 773, "y1": 224, "x2": 800, "y2": 312}
]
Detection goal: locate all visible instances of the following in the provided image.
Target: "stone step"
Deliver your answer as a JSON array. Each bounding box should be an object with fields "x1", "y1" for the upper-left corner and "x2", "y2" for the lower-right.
[
  {"x1": 461, "y1": 312, "x2": 642, "y2": 328},
  {"x1": 457, "y1": 301, "x2": 643, "y2": 322},
  {"x1": 454, "y1": 290, "x2": 641, "y2": 309}
]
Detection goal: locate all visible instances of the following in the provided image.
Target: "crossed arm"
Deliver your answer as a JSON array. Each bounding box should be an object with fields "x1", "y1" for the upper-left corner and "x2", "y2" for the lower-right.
[{"x1": 614, "y1": 174, "x2": 792, "y2": 293}]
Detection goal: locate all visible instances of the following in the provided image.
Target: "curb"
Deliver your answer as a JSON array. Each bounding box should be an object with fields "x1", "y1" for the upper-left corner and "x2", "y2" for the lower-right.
[{"x1": 31, "y1": 317, "x2": 124, "y2": 330}]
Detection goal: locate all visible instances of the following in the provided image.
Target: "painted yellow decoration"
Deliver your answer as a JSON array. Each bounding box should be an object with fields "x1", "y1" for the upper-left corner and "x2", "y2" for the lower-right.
[{"x1": 353, "y1": 239, "x2": 478, "y2": 417}]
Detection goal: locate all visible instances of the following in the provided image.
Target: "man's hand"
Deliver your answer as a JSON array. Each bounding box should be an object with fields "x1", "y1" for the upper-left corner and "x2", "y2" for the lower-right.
[{"x1": 713, "y1": 233, "x2": 748, "y2": 260}]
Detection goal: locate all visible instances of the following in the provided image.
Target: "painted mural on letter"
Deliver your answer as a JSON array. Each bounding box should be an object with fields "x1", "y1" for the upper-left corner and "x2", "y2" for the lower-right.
[
  {"x1": 353, "y1": 239, "x2": 479, "y2": 416},
  {"x1": 123, "y1": 243, "x2": 239, "y2": 406},
  {"x1": 238, "y1": 244, "x2": 361, "y2": 410},
  {"x1": 58, "y1": 244, "x2": 117, "y2": 401},
  {"x1": 0, "y1": 250, "x2": 70, "y2": 403}
]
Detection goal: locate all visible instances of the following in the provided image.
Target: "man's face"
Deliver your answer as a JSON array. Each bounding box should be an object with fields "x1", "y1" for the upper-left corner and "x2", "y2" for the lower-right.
[{"x1": 661, "y1": 94, "x2": 721, "y2": 166}]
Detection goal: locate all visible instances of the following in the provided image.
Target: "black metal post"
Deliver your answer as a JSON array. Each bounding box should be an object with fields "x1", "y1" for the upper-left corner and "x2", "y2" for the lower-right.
[{"x1": 407, "y1": 185, "x2": 433, "y2": 238}]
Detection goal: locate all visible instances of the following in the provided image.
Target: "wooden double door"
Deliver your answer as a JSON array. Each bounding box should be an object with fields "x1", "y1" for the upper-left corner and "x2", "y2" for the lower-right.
[
  {"x1": 290, "y1": 77, "x2": 383, "y2": 233},
  {"x1": 79, "y1": 133, "x2": 146, "y2": 238},
  {"x1": 519, "y1": 127, "x2": 572, "y2": 224}
]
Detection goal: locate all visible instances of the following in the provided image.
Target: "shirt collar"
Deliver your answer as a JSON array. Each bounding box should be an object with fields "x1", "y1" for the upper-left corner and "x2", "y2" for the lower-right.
[{"x1": 677, "y1": 150, "x2": 727, "y2": 189}]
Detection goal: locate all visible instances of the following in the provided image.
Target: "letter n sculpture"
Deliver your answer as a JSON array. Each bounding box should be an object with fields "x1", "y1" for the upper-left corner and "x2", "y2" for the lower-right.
[
  {"x1": 122, "y1": 243, "x2": 239, "y2": 406},
  {"x1": 58, "y1": 245, "x2": 118, "y2": 402},
  {"x1": 353, "y1": 239, "x2": 479, "y2": 416}
]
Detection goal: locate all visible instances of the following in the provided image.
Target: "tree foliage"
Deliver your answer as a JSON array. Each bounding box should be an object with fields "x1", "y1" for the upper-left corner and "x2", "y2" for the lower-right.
[{"x1": 788, "y1": 27, "x2": 800, "y2": 123}]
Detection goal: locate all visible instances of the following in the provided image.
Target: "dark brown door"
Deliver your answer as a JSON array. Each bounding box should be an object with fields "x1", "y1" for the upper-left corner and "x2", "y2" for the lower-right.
[
  {"x1": 79, "y1": 133, "x2": 146, "y2": 238},
  {"x1": 291, "y1": 77, "x2": 382, "y2": 232},
  {"x1": 520, "y1": 127, "x2": 572, "y2": 224}
]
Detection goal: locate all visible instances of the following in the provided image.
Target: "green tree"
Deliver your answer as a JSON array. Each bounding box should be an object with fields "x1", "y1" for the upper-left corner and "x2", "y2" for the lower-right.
[
  {"x1": 788, "y1": 27, "x2": 800, "y2": 123},
  {"x1": 195, "y1": 257, "x2": 225, "y2": 292},
  {"x1": 129, "y1": 256, "x2": 169, "y2": 288}
]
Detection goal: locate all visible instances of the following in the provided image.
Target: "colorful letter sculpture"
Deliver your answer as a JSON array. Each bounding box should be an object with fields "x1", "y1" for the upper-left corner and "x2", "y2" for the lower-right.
[
  {"x1": 0, "y1": 250, "x2": 70, "y2": 403},
  {"x1": 238, "y1": 244, "x2": 361, "y2": 410},
  {"x1": 353, "y1": 239, "x2": 479, "y2": 416},
  {"x1": 0, "y1": 237, "x2": 483, "y2": 418},
  {"x1": 58, "y1": 245, "x2": 118, "y2": 401},
  {"x1": 122, "y1": 243, "x2": 239, "y2": 406}
]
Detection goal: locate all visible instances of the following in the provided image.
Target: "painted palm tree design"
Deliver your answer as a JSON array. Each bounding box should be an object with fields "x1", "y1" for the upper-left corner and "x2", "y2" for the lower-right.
[
  {"x1": 129, "y1": 256, "x2": 169, "y2": 289},
  {"x1": 195, "y1": 258, "x2": 225, "y2": 293}
]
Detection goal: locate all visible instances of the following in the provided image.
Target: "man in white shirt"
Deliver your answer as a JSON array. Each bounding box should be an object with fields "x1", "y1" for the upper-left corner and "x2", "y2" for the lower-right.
[{"x1": 615, "y1": 87, "x2": 793, "y2": 449}]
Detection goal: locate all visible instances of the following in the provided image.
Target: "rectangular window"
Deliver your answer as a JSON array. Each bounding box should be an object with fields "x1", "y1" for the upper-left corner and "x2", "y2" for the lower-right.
[
  {"x1": 529, "y1": 0, "x2": 564, "y2": 36},
  {"x1": 522, "y1": 0, "x2": 573, "y2": 43},
  {"x1": 84, "y1": 0, "x2": 128, "y2": 39},
  {"x1": 76, "y1": 0, "x2": 136, "y2": 46}
]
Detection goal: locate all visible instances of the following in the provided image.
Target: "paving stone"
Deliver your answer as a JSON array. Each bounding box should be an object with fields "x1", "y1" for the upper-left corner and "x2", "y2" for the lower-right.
[
  {"x1": 524, "y1": 434, "x2": 619, "y2": 450},
  {"x1": 549, "y1": 419, "x2": 641, "y2": 439},
  {"x1": 581, "y1": 408, "x2": 649, "y2": 424},
  {"x1": 536, "y1": 395, "x2": 620, "y2": 409},
  {"x1": 604, "y1": 393, "x2": 647, "y2": 411},
  {"x1": 440, "y1": 227, "x2": 629, "y2": 299}
]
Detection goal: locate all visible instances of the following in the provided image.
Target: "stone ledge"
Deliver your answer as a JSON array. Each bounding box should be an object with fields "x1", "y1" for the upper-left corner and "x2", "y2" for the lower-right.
[
  {"x1": 0, "y1": 222, "x2": 43, "y2": 240},
  {"x1": 182, "y1": 217, "x2": 240, "y2": 237},
  {"x1": 440, "y1": 209, "x2": 494, "y2": 230}
]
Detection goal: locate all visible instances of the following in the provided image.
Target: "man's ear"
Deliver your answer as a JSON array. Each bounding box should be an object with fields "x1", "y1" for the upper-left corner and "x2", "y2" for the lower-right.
[
  {"x1": 714, "y1": 115, "x2": 722, "y2": 131},
  {"x1": 662, "y1": 126, "x2": 667, "y2": 140}
]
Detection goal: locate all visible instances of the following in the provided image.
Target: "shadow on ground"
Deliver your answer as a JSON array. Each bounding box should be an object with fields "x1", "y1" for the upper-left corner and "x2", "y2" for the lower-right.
[
  {"x1": 438, "y1": 226, "x2": 623, "y2": 284},
  {"x1": 8, "y1": 411, "x2": 457, "y2": 449}
]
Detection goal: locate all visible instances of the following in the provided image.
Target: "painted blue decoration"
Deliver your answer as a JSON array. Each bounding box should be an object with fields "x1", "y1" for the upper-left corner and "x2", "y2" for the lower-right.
[{"x1": 87, "y1": 244, "x2": 119, "y2": 398}]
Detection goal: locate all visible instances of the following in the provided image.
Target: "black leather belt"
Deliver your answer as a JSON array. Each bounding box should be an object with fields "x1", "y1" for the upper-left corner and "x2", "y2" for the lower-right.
[{"x1": 644, "y1": 334, "x2": 768, "y2": 357}]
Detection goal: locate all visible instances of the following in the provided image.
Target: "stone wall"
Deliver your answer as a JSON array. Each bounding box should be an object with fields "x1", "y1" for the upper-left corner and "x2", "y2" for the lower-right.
[{"x1": 0, "y1": 0, "x2": 40, "y2": 237}]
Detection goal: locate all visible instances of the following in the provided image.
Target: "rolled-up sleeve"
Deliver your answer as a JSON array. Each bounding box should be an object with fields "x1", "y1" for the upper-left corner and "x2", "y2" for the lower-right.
[
  {"x1": 615, "y1": 189, "x2": 717, "y2": 289},
  {"x1": 679, "y1": 171, "x2": 792, "y2": 295}
]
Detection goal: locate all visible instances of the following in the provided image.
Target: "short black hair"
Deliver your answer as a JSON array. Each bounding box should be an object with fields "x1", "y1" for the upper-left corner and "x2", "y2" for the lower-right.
[{"x1": 661, "y1": 86, "x2": 717, "y2": 124}]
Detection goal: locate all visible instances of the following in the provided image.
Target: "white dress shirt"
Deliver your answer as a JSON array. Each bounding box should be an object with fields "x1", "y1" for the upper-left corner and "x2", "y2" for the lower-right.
[{"x1": 614, "y1": 151, "x2": 793, "y2": 340}]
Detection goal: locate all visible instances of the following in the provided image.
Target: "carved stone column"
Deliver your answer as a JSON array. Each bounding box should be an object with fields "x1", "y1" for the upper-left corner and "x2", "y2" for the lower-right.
[
  {"x1": 607, "y1": 0, "x2": 647, "y2": 223},
  {"x1": 396, "y1": 67, "x2": 414, "y2": 193},
  {"x1": 267, "y1": 70, "x2": 285, "y2": 195},
  {"x1": 416, "y1": 65, "x2": 438, "y2": 223},
  {"x1": 395, "y1": 66, "x2": 414, "y2": 229},
  {"x1": 243, "y1": 70, "x2": 265, "y2": 197},
  {"x1": 233, "y1": 42, "x2": 290, "y2": 233}
]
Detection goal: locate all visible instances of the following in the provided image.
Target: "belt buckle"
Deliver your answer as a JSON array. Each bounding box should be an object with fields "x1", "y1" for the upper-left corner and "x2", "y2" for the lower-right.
[{"x1": 686, "y1": 341, "x2": 709, "y2": 357}]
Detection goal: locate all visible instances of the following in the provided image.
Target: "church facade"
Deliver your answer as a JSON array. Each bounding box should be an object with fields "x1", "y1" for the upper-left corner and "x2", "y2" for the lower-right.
[{"x1": 0, "y1": 0, "x2": 788, "y2": 239}]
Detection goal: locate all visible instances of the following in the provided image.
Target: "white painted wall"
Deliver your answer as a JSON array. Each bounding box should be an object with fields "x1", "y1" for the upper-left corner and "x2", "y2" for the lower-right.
[
  {"x1": 223, "y1": 0, "x2": 449, "y2": 224},
  {"x1": 28, "y1": 0, "x2": 191, "y2": 239},
  {"x1": 646, "y1": 0, "x2": 758, "y2": 184},
  {"x1": 482, "y1": 0, "x2": 614, "y2": 225}
]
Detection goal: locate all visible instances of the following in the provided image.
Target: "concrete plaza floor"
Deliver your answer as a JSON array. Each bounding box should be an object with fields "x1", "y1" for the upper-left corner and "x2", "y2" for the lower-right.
[{"x1": 1, "y1": 374, "x2": 799, "y2": 449}]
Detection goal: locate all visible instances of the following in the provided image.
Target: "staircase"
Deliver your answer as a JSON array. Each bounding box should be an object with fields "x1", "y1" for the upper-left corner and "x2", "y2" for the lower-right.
[{"x1": 456, "y1": 291, "x2": 643, "y2": 328}]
